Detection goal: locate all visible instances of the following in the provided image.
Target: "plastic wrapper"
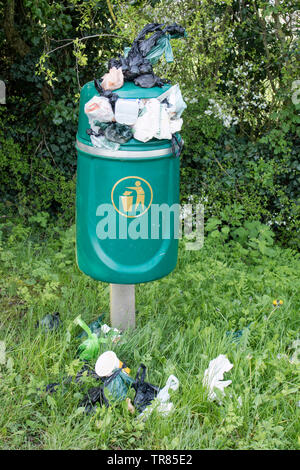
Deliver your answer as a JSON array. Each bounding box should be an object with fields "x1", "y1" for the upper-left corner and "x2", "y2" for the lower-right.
[
  {"x1": 134, "y1": 73, "x2": 165, "y2": 88},
  {"x1": 139, "y1": 375, "x2": 179, "y2": 420},
  {"x1": 157, "y1": 84, "x2": 187, "y2": 118},
  {"x1": 114, "y1": 98, "x2": 140, "y2": 125},
  {"x1": 100, "y1": 324, "x2": 122, "y2": 343},
  {"x1": 145, "y1": 36, "x2": 173, "y2": 65},
  {"x1": 94, "y1": 79, "x2": 119, "y2": 112},
  {"x1": 171, "y1": 133, "x2": 184, "y2": 158},
  {"x1": 103, "y1": 368, "x2": 134, "y2": 402},
  {"x1": 101, "y1": 66, "x2": 124, "y2": 91},
  {"x1": 80, "y1": 386, "x2": 108, "y2": 413},
  {"x1": 74, "y1": 316, "x2": 100, "y2": 361},
  {"x1": 84, "y1": 96, "x2": 114, "y2": 130},
  {"x1": 133, "y1": 99, "x2": 174, "y2": 142},
  {"x1": 170, "y1": 118, "x2": 183, "y2": 134},
  {"x1": 105, "y1": 122, "x2": 133, "y2": 144},
  {"x1": 90, "y1": 134, "x2": 120, "y2": 151},
  {"x1": 133, "y1": 98, "x2": 160, "y2": 142},
  {"x1": 76, "y1": 314, "x2": 105, "y2": 339}
]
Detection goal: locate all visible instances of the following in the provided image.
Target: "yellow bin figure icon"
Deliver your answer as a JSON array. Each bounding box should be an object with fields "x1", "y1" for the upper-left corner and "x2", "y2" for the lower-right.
[
  {"x1": 121, "y1": 191, "x2": 134, "y2": 212},
  {"x1": 126, "y1": 181, "x2": 145, "y2": 210}
]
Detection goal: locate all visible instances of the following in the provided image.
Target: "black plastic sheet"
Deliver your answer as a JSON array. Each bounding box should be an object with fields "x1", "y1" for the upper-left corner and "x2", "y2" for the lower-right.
[
  {"x1": 103, "y1": 23, "x2": 185, "y2": 88},
  {"x1": 132, "y1": 364, "x2": 160, "y2": 412}
]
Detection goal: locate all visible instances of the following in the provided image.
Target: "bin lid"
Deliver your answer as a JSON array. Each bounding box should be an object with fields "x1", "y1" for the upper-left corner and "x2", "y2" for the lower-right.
[{"x1": 76, "y1": 80, "x2": 173, "y2": 151}]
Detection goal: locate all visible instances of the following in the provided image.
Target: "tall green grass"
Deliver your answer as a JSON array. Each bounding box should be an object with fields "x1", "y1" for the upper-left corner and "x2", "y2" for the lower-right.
[{"x1": 0, "y1": 223, "x2": 299, "y2": 449}]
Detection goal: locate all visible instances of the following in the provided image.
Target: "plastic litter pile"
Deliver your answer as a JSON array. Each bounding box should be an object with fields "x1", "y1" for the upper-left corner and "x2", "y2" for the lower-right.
[
  {"x1": 84, "y1": 23, "x2": 187, "y2": 154},
  {"x1": 80, "y1": 353, "x2": 179, "y2": 420},
  {"x1": 41, "y1": 314, "x2": 180, "y2": 420},
  {"x1": 39, "y1": 310, "x2": 238, "y2": 423}
]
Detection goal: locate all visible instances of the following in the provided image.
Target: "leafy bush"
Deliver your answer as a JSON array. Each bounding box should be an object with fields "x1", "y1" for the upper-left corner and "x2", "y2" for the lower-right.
[{"x1": 0, "y1": 0, "x2": 299, "y2": 247}]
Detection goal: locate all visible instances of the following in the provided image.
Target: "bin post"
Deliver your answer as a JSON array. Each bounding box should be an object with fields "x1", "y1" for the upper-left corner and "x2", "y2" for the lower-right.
[{"x1": 110, "y1": 284, "x2": 135, "y2": 330}]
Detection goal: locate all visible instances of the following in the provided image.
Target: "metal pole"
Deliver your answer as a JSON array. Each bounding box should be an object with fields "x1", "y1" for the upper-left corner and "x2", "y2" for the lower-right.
[{"x1": 110, "y1": 284, "x2": 135, "y2": 330}]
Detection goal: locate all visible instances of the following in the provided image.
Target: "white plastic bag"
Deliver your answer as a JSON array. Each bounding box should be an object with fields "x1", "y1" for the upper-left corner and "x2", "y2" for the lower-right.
[
  {"x1": 139, "y1": 375, "x2": 179, "y2": 420},
  {"x1": 156, "y1": 104, "x2": 172, "y2": 140},
  {"x1": 101, "y1": 67, "x2": 124, "y2": 91},
  {"x1": 203, "y1": 354, "x2": 233, "y2": 402},
  {"x1": 170, "y1": 118, "x2": 183, "y2": 134},
  {"x1": 133, "y1": 98, "x2": 160, "y2": 142},
  {"x1": 84, "y1": 96, "x2": 114, "y2": 130},
  {"x1": 100, "y1": 324, "x2": 122, "y2": 343},
  {"x1": 157, "y1": 84, "x2": 187, "y2": 118},
  {"x1": 115, "y1": 98, "x2": 140, "y2": 126},
  {"x1": 133, "y1": 99, "x2": 173, "y2": 142},
  {"x1": 156, "y1": 375, "x2": 179, "y2": 402}
]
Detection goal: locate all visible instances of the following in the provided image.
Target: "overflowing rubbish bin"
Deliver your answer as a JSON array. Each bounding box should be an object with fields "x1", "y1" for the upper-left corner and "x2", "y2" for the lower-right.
[{"x1": 75, "y1": 23, "x2": 186, "y2": 284}]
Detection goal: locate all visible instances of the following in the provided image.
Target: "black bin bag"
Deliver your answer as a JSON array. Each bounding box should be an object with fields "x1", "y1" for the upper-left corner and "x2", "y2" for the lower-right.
[
  {"x1": 132, "y1": 364, "x2": 160, "y2": 413},
  {"x1": 103, "y1": 23, "x2": 186, "y2": 88}
]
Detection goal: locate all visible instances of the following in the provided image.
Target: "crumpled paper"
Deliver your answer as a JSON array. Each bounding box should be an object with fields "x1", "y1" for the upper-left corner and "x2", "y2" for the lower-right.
[{"x1": 203, "y1": 354, "x2": 233, "y2": 402}]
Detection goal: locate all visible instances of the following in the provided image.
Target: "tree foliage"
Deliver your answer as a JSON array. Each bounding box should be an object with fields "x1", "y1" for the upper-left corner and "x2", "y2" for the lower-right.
[{"x1": 0, "y1": 0, "x2": 299, "y2": 245}]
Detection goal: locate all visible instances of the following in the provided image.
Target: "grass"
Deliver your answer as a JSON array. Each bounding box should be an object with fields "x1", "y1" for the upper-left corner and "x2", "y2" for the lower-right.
[{"x1": 0, "y1": 220, "x2": 299, "y2": 450}]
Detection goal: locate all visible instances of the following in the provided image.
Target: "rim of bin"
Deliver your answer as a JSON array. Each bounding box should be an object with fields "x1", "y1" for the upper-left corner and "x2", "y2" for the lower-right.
[{"x1": 76, "y1": 139, "x2": 174, "y2": 159}]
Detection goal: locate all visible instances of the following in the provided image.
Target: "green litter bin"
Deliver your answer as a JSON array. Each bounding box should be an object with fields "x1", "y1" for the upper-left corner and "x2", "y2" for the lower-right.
[{"x1": 75, "y1": 81, "x2": 181, "y2": 284}]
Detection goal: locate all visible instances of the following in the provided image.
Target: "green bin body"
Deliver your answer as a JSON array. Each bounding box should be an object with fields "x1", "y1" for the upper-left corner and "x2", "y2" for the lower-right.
[{"x1": 75, "y1": 81, "x2": 180, "y2": 284}]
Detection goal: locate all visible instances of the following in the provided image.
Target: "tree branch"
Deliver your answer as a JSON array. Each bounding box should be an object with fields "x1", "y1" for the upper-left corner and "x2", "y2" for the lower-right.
[{"x1": 44, "y1": 33, "x2": 123, "y2": 57}]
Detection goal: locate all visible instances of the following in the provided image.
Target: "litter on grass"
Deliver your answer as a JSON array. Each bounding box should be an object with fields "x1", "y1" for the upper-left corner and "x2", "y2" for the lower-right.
[
  {"x1": 132, "y1": 363, "x2": 160, "y2": 413},
  {"x1": 74, "y1": 316, "x2": 101, "y2": 361},
  {"x1": 36, "y1": 312, "x2": 60, "y2": 332},
  {"x1": 80, "y1": 367, "x2": 134, "y2": 413},
  {"x1": 203, "y1": 354, "x2": 233, "y2": 402},
  {"x1": 76, "y1": 314, "x2": 105, "y2": 339},
  {"x1": 95, "y1": 350, "x2": 130, "y2": 377},
  {"x1": 139, "y1": 374, "x2": 179, "y2": 420},
  {"x1": 80, "y1": 353, "x2": 134, "y2": 411},
  {"x1": 40, "y1": 313, "x2": 181, "y2": 419}
]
